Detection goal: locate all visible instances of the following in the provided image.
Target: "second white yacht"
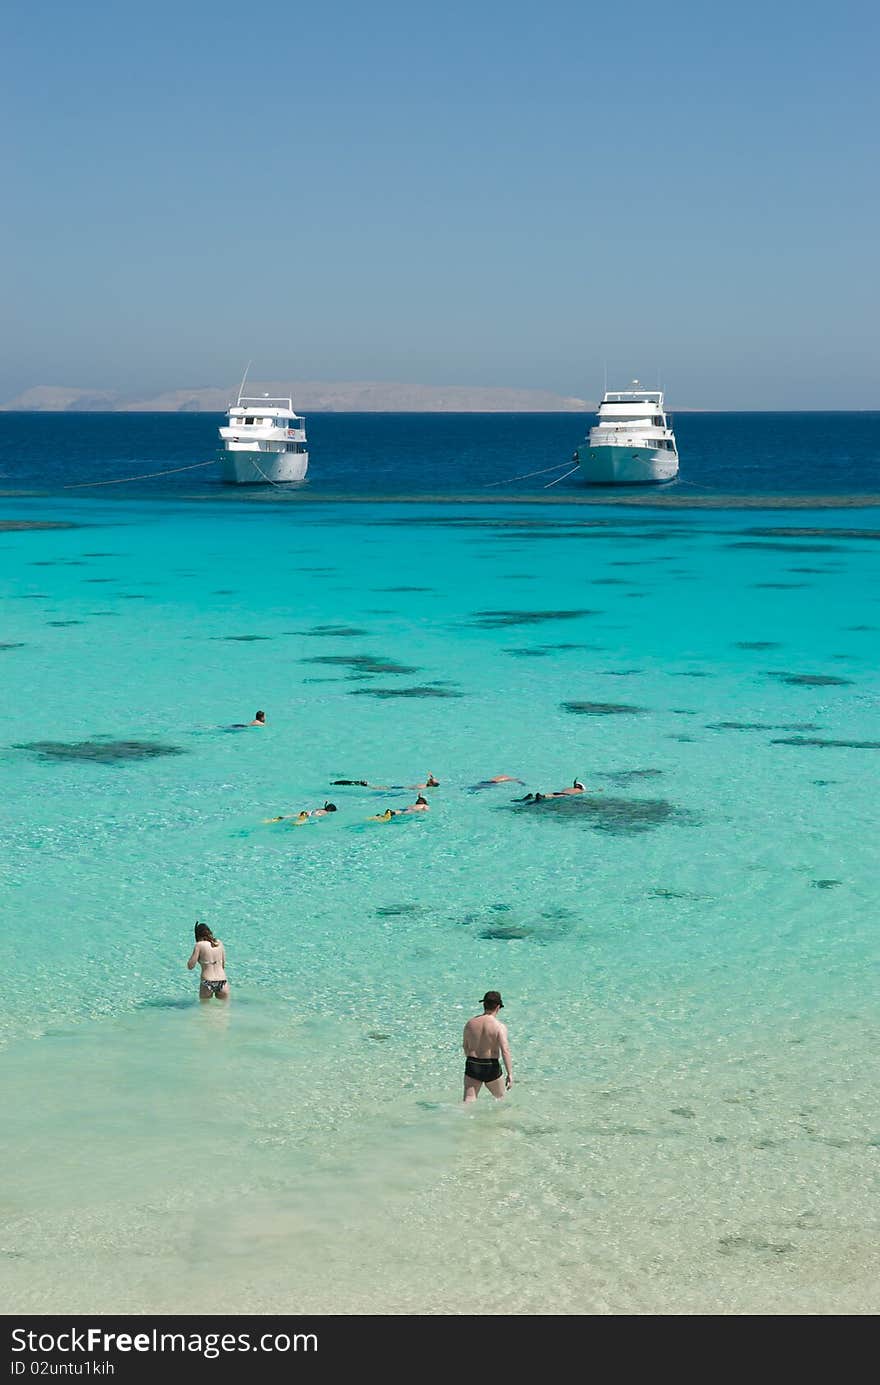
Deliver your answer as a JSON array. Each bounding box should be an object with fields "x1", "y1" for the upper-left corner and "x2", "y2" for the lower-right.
[{"x1": 574, "y1": 382, "x2": 678, "y2": 484}]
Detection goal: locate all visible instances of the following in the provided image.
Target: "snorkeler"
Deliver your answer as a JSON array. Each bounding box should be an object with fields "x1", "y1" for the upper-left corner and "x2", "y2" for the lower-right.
[
  {"x1": 467, "y1": 774, "x2": 525, "y2": 793},
  {"x1": 410, "y1": 773, "x2": 440, "y2": 789},
  {"x1": 367, "y1": 808, "x2": 397, "y2": 822},
  {"x1": 332, "y1": 778, "x2": 403, "y2": 789},
  {"x1": 401, "y1": 794, "x2": 430, "y2": 813},
  {"x1": 249, "y1": 711, "x2": 266, "y2": 726},
  {"x1": 264, "y1": 802, "x2": 338, "y2": 823},
  {"x1": 552, "y1": 779, "x2": 585, "y2": 796}
]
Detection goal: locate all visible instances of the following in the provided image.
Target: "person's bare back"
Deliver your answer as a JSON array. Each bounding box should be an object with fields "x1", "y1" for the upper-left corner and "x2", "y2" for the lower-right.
[
  {"x1": 462, "y1": 991, "x2": 512, "y2": 1101},
  {"x1": 187, "y1": 922, "x2": 229, "y2": 1001},
  {"x1": 463, "y1": 1013, "x2": 504, "y2": 1060}
]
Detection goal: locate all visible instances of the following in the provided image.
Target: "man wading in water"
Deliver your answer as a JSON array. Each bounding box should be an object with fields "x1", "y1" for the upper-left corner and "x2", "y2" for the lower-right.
[{"x1": 462, "y1": 991, "x2": 513, "y2": 1102}]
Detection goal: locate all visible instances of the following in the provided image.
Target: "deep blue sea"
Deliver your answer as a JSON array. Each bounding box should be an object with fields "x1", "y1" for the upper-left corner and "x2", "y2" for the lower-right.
[
  {"x1": 1, "y1": 411, "x2": 878, "y2": 1314},
  {"x1": 1, "y1": 410, "x2": 879, "y2": 498}
]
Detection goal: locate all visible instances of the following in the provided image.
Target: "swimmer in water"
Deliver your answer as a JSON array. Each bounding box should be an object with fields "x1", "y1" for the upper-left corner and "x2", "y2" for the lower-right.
[
  {"x1": 467, "y1": 774, "x2": 525, "y2": 793},
  {"x1": 187, "y1": 921, "x2": 229, "y2": 1002},
  {"x1": 367, "y1": 808, "x2": 397, "y2": 822},
  {"x1": 332, "y1": 778, "x2": 402, "y2": 790},
  {"x1": 552, "y1": 779, "x2": 585, "y2": 796},
  {"x1": 265, "y1": 802, "x2": 338, "y2": 823},
  {"x1": 401, "y1": 794, "x2": 430, "y2": 813},
  {"x1": 249, "y1": 711, "x2": 266, "y2": 726},
  {"x1": 410, "y1": 773, "x2": 440, "y2": 789}
]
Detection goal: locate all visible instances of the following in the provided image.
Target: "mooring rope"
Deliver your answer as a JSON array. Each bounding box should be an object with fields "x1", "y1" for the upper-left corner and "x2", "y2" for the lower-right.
[
  {"x1": 63, "y1": 459, "x2": 216, "y2": 489},
  {"x1": 484, "y1": 461, "x2": 574, "y2": 488},
  {"x1": 544, "y1": 464, "x2": 580, "y2": 489},
  {"x1": 249, "y1": 455, "x2": 288, "y2": 489}
]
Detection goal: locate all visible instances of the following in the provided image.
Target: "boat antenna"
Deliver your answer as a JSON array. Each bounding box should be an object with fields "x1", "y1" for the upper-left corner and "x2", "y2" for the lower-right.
[
  {"x1": 603, "y1": 359, "x2": 607, "y2": 397},
  {"x1": 236, "y1": 360, "x2": 252, "y2": 405}
]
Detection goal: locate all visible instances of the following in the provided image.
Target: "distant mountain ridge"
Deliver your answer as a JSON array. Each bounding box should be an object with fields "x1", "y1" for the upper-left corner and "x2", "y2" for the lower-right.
[{"x1": 1, "y1": 382, "x2": 591, "y2": 413}]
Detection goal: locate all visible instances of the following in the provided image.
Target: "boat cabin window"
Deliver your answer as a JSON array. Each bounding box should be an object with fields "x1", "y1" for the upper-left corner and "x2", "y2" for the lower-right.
[
  {"x1": 244, "y1": 415, "x2": 255, "y2": 425},
  {"x1": 652, "y1": 416, "x2": 663, "y2": 426}
]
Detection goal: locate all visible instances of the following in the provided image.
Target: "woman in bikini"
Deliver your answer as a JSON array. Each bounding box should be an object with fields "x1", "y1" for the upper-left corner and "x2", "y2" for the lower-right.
[{"x1": 187, "y1": 921, "x2": 229, "y2": 1001}]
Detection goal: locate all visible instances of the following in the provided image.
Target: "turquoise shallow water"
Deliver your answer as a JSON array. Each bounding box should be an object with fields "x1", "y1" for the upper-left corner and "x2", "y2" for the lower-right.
[{"x1": 1, "y1": 494, "x2": 879, "y2": 1314}]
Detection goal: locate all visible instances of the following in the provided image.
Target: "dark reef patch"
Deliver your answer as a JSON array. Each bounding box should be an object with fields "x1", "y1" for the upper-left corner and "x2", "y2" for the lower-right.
[
  {"x1": 303, "y1": 653, "x2": 419, "y2": 675},
  {"x1": 771, "y1": 737, "x2": 880, "y2": 749},
  {"x1": 348, "y1": 685, "x2": 462, "y2": 699},
  {"x1": 811, "y1": 879, "x2": 842, "y2": 890},
  {"x1": 16, "y1": 739, "x2": 186, "y2": 765},
  {"x1": 375, "y1": 904, "x2": 424, "y2": 918},
  {"x1": 216, "y1": 635, "x2": 272, "y2": 642},
  {"x1": 46, "y1": 620, "x2": 82, "y2": 627},
  {"x1": 0, "y1": 521, "x2": 80, "y2": 532},
  {"x1": 734, "y1": 641, "x2": 781, "y2": 650},
  {"x1": 707, "y1": 721, "x2": 821, "y2": 732},
  {"x1": 0, "y1": 642, "x2": 26, "y2": 650},
  {"x1": 562, "y1": 701, "x2": 647, "y2": 716},
  {"x1": 845, "y1": 625, "x2": 876, "y2": 632},
  {"x1": 752, "y1": 582, "x2": 809, "y2": 589},
  {"x1": 478, "y1": 924, "x2": 534, "y2": 941},
  {"x1": 301, "y1": 625, "x2": 369, "y2": 637},
  {"x1": 740, "y1": 526, "x2": 880, "y2": 540},
  {"x1": 765, "y1": 672, "x2": 853, "y2": 687},
  {"x1": 375, "y1": 586, "x2": 434, "y2": 593},
  {"x1": 727, "y1": 542, "x2": 838, "y2": 553},
  {"x1": 599, "y1": 669, "x2": 644, "y2": 677},
  {"x1": 506, "y1": 642, "x2": 600, "y2": 658},
  {"x1": 648, "y1": 888, "x2": 708, "y2": 900},
  {"x1": 598, "y1": 768, "x2": 664, "y2": 783},
  {"x1": 670, "y1": 671, "x2": 711, "y2": 677},
  {"x1": 469, "y1": 609, "x2": 597, "y2": 628},
  {"x1": 502, "y1": 793, "x2": 688, "y2": 835}
]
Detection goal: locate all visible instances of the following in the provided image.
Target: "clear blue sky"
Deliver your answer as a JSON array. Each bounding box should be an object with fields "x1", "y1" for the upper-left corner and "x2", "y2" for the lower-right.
[{"x1": 3, "y1": 0, "x2": 878, "y2": 407}]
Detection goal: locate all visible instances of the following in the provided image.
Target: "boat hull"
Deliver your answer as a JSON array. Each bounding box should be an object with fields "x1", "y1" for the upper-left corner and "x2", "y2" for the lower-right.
[
  {"x1": 219, "y1": 449, "x2": 309, "y2": 485},
  {"x1": 575, "y1": 445, "x2": 678, "y2": 485}
]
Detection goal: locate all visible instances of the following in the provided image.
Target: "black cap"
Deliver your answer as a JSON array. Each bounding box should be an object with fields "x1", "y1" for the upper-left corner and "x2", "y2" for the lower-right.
[{"x1": 482, "y1": 991, "x2": 503, "y2": 1009}]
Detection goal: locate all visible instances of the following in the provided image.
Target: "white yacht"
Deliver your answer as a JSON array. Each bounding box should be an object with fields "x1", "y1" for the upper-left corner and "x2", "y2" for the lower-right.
[
  {"x1": 218, "y1": 391, "x2": 308, "y2": 484},
  {"x1": 574, "y1": 382, "x2": 678, "y2": 484}
]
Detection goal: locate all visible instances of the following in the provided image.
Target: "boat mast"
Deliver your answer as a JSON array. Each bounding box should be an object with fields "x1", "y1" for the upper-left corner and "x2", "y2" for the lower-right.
[{"x1": 235, "y1": 361, "x2": 252, "y2": 406}]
